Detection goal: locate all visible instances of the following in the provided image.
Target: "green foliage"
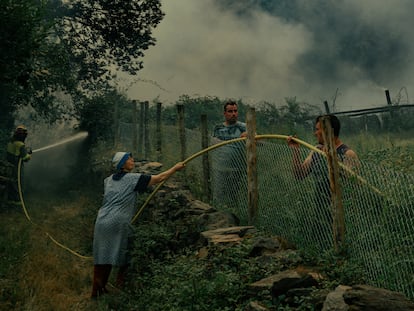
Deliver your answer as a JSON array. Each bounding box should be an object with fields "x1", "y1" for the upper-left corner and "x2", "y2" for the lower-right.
[
  {"x1": 158, "y1": 95, "x2": 248, "y2": 130},
  {"x1": 311, "y1": 248, "x2": 366, "y2": 286},
  {"x1": 361, "y1": 145, "x2": 414, "y2": 175},
  {"x1": 62, "y1": 0, "x2": 164, "y2": 79},
  {"x1": 177, "y1": 95, "x2": 236, "y2": 130},
  {"x1": 76, "y1": 89, "x2": 130, "y2": 143},
  {"x1": 154, "y1": 95, "x2": 320, "y2": 136},
  {"x1": 0, "y1": 0, "x2": 164, "y2": 150},
  {"x1": 129, "y1": 257, "x2": 246, "y2": 310},
  {"x1": 125, "y1": 221, "x2": 288, "y2": 310},
  {"x1": 276, "y1": 97, "x2": 320, "y2": 134},
  {"x1": 0, "y1": 0, "x2": 55, "y2": 138}
]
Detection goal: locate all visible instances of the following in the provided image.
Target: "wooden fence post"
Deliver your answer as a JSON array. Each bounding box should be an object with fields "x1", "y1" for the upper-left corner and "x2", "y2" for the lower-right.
[
  {"x1": 385, "y1": 89, "x2": 392, "y2": 106},
  {"x1": 139, "y1": 102, "x2": 145, "y2": 158},
  {"x1": 201, "y1": 114, "x2": 211, "y2": 202},
  {"x1": 246, "y1": 108, "x2": 258, "y2": 225},
  {"x1": 132, "y1": 100, "x2": 138, "y2": 155},
  {"x1": 324, "y1": 100, "x2": 330, "y2": 114},
  {"x1": 156, "y1": 102, "x2": 162, "y2": 162},
  {"x1": 177, "y1": 104, "x2": 186, "y2": 161},
  {"x1": 321, "y1": 116, "x2": 345, "y2": 252},
  {"x1": 144, "y1": 101, "x2": 150, "y2": 159},
  {"x1": 385, "y1": 89, "x2": 400, "y2": 130}
]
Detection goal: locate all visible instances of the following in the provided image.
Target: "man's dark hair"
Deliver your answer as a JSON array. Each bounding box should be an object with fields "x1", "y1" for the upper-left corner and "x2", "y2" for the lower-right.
[
  {"x1": 223, "y1": 100, "x2": 237, "y2": 111},
  {"x1": 316, "y1": 114, "x2": 341, "y2": 137}
]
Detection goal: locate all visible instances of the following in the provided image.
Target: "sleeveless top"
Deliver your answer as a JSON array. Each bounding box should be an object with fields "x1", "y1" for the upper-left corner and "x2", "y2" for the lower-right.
[{"x1": 310, "y1": 143, "x2": 350, "y2": 203}]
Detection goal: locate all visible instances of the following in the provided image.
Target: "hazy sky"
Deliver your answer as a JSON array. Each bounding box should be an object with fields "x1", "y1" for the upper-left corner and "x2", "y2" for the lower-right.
[{"x1": 124, "y1": 0, "x2": 414, "y2": 111}]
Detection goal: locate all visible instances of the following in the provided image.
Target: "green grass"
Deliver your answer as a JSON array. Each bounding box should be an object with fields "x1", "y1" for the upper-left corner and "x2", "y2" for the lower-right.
[
  {"x1": 0, "y1": 195, "x2": 97, "y2": 311},
  {"x1": 0, "y1": 211, "x2": 30, "y2": 310}
]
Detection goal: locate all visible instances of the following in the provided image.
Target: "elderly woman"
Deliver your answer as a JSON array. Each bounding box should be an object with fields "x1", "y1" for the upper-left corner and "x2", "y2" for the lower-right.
[{"x1": 91, "y1": 152, "x2": 185, "y2": 298}]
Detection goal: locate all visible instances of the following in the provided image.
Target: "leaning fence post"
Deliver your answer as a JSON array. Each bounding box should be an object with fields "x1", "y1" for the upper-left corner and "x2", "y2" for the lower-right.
[
  {"x1": 385, "y1": 89, "x2": 394, "y2": 124},
  {"x1": 201, "y1": 114, "x2": 211, "y2": 202},
  {"x1": 246, "y1": 108, "x2": 258, "y2": 225},
  {"x1": 324, "y1": 100, "x2": 330, "y2": 114},
  {"x1": 321, "y1": 116, "x2": 345, "y2": 252}
]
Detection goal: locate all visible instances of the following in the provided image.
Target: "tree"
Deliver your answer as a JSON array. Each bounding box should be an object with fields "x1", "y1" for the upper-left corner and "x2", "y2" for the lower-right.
[
  {"x1": 279, "y1": 97, "x2": 320, "y2": 133},
  {"x1": 0, "y1": 0, "x2": 164, "y2": 152},
  {"x1": 56, "y1": 0, "x2": 164, "y2": 89},
  {"x1": 77, "y1": 89, "x2": 131, "y2": 143},
  {"x1": 0, "y1": 0, "x2": 58, "y2": 146}
]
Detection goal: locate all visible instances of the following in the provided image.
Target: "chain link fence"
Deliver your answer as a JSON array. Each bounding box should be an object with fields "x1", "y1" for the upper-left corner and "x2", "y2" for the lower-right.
[{"x1": 118, "y1": 122, "x2": 414, "y2": 299}]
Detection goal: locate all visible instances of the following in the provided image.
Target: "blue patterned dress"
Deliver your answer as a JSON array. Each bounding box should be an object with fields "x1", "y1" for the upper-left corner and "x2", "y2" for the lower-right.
[{"x1": 93, "y1": 172, "x2": 150, "y2": 265}]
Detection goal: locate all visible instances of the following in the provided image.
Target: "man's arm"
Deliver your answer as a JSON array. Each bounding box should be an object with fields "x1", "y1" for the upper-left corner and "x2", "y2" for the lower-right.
[
  {"x1": 287, "y1": 136, "x2": 312, "y2": 179},
  {"x1": 237, "y1": 121, "x2": 247, "y2": 138},
  {"x1": 343, "y1": 149, "x2": 360, "y2": 171},
  {"x1": 18, "y1": 143, "x2": 31, "y2": 162}
]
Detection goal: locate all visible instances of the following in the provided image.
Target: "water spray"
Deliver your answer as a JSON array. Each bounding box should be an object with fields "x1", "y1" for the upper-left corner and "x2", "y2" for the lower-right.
[
  {"x1": 16, "y1": 130, "x2": 93, "y2": 260},
  {"x1": 32, "y1": 131, "x2": 88, "y2": 153}
]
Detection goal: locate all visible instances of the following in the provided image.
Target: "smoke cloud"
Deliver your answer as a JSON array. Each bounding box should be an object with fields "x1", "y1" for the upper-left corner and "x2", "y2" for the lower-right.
[{"x1": 125, "y1": 0, "x2": 414, "y2": 111}]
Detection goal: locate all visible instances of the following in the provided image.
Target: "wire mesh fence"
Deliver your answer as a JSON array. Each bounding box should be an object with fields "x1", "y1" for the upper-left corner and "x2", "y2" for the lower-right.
[
  {"x1": 118, "y1": 122, "x2": 414, "y2": 299},
  {"x1": 211, "y1": 138, "x2": 414, "y2": 299}
]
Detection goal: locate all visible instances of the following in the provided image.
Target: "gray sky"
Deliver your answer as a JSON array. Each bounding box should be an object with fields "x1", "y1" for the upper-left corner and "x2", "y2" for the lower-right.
[{"x1": 124, "y1": 0, "x2": 414, "y2": 111}]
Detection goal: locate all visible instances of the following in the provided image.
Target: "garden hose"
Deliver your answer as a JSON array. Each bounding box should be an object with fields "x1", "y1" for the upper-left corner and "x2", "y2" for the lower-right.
[
  {"x1": 17, "y1": 158, "x2": 93, "y2": 260},
  {"x1": 17, "y1": 158, "x2": 32, "y2": 223},
  {"x1": 15, "y1": 134, "x2": 382, "y2": 260}
]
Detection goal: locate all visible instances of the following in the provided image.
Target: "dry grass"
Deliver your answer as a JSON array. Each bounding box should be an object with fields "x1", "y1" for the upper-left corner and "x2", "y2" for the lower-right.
[
  {"x1": 0, "y1": 195, "x2": 104, "y2": 311},
  {"x1": 17, "y1": 231, "x2": 95, "y2": 311}
]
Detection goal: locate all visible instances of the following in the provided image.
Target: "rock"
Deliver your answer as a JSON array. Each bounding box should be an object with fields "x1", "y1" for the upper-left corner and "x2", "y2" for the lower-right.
[
  {"x1": 322, "y1": 285, "x2": 352, "y2": 311},
  {"x1": 270, "y1": 271, "x2": 319, "y2": 299},
  {"x1": 322, "y1": 284, "x2": 414, "y2": 311},
  {"x1": 197, "y1": 210, "x2": 240, "y2": 230},
  {"x1": 248, "y1": 237, "x2": 284, "y2": 257},
  {"x1": 186, "y1": 199, "x2": 216, "y2": 215},
  {"x1": 249, "y1": 269, "x2": 317, "y2": 293},
  {"x1": 201, "y1": 226, "x2": 256, "y2": 244},
  {"x1": 343, "y1": 284, "x2": 414, "y2": 311},
  {"x1": 136, "y1": 161, "x2": 163, "y2": 174}
]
